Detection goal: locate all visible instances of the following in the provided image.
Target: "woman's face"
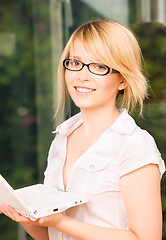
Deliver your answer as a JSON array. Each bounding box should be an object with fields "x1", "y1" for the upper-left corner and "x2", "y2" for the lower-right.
[{"x1": 65, "y1": 40, "x2": 125, "y2": 112}]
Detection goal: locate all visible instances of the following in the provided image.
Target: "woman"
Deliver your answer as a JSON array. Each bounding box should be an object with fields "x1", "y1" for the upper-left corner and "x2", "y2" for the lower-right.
[{"x1": 0, "y1": 19, "x2": 165, "y2": 240}]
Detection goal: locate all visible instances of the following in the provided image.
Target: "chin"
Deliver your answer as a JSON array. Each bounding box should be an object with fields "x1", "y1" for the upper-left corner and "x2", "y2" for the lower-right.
[{"x1": 73, "y1": 99, "x2": 95, "y2": 108}]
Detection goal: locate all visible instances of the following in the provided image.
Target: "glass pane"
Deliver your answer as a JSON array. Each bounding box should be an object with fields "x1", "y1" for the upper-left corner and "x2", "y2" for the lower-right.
[{"x1": 0, "y1": 0, "x2": 62, "y2": 239}]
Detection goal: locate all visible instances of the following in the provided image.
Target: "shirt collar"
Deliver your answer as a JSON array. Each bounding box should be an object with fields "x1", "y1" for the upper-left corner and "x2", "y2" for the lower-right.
[
  {"x1": 110, "y1": 109, "x2": 137, "y2": 135},
  {"x1": 53, "y1": 112, "x2": 83, "y2": 136},
  {"x1": 53, "y1": 109, "x2": 137, "y2": 136}
]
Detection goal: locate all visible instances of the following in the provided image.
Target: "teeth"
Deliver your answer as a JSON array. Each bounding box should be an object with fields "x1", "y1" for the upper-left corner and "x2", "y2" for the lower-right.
[{"x1": 76, "y1": 87, "x2": 93, "y2": 93}]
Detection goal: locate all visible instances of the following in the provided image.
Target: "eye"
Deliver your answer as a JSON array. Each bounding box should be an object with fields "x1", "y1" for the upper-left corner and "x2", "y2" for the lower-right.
[
  {"x1": 92, "y1": 64, "x2": 107, "y2": 71},
  {"x1": 69, "y1": 59, "x2": 81, "y2": 67},
  {"x1": 96, "y1": 64, "x2": 107, "y2": 70}
]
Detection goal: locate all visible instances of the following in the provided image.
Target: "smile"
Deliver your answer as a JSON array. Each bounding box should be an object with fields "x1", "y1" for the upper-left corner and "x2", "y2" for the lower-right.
[{"x1": 75, "y1": 87, "x2": 96, "y2": 93}]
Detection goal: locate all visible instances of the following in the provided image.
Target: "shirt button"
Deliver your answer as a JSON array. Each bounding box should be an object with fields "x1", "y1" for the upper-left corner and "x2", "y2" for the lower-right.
[{"x1": 90, "y1": 165, "x2": 94, "y2": 168}]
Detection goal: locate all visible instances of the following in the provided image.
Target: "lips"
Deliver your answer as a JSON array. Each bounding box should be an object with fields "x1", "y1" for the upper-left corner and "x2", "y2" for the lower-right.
[{"x1": 74, "y1": 86, "x2": 96, "y2": 93}]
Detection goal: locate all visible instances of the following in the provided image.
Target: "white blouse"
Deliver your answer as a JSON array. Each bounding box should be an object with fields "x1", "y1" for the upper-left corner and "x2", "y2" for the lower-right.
[{"x1": 44, "y1": 109, "x2": 165, "y2": 240}]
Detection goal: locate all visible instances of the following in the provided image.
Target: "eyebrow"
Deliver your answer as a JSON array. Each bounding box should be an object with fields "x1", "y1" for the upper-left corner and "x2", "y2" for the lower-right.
[
  {"x1": 69, "y1": 55, "x2": 83, "y2": 60},
  {"x1": 69, "y1": 56, "x2": 104, "y2": 65}
]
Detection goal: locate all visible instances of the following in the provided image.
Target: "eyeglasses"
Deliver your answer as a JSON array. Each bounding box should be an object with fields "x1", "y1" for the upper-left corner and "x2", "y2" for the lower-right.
[{"x1": 63, "y1": 59, "x2": 119, "y2": 76}]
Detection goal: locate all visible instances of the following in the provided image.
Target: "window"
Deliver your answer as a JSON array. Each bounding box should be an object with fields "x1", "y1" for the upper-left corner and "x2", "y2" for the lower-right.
[{"x1": 0, "y1": 0, "x2": 165, "y2": 239}]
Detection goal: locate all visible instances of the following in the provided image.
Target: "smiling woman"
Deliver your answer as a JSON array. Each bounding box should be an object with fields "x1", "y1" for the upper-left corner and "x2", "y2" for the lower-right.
[
  {"x1": 0, "y1": 18, "x2": 165, "y2": 240},
  {"x1": 56, "y1": 20, "x2": 148, "y2": 119},
  {"x1": 0, "y1": 0, "x2": 165, "y2": 239},
  {"x1": 64, "y1": 39, "x2": 123, "y2": 112}
]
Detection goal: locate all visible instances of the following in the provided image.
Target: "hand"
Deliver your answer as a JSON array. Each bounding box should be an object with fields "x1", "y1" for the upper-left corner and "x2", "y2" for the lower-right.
[
  {"x1": 0, "y1": 203, "x2": 65, "y2": 229},
  {"x1": 0, "y1": 203, "x2": 31, "y2": 223},
  {"x1": 38, "y1": 211, "x2": 65, "y2": 229}
]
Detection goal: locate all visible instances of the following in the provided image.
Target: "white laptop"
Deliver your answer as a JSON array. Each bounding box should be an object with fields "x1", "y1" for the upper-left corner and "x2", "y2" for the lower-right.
[{"x1": 0, "y1": 175, "x2": 88, "y2": 220}]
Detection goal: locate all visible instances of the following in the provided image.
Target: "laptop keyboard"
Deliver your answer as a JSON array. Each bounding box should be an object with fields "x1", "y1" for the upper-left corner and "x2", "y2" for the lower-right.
[
  {"x1": 16, "y1": 186, "x2": 79, "y2": 208},
  {"x1": 17, "y1": 190, "x2": 64, "y2": 207}
]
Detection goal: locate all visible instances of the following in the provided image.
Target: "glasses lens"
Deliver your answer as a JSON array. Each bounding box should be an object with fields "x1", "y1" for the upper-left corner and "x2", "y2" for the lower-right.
[
  {"x1": 89, "y1": 63, "x2": 109, "y2": 75},
  {"x1": 65, "y1": 59, "x2": 82, "y2": 70}
]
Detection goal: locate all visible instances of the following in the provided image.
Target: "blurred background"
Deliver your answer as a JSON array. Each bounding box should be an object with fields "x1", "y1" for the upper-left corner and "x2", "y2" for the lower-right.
[{"x1": 0, "y1": 0, "x2": 165, "y2": 239}]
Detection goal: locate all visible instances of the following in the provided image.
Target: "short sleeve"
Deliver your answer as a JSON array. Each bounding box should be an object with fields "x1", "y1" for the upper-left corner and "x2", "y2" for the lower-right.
[{"x1": 119, "y1": 131, "x2": 165, "y2": 178}]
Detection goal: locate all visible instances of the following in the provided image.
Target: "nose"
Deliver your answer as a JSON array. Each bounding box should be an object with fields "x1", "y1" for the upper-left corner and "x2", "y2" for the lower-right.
[{"x1": 77, "y1": 65, "x2": 91, "y2": 81}]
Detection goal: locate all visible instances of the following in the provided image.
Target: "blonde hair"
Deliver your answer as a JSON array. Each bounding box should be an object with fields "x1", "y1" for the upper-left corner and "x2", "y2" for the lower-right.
[{"x1": 56, "y1": 19, "x2": 148, "y2": 119}]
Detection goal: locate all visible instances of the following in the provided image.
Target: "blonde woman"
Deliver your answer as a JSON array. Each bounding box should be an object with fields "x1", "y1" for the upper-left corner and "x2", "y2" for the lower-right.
[{"x1": 0, "y1": 19, "x2": 165, "y2": 240}]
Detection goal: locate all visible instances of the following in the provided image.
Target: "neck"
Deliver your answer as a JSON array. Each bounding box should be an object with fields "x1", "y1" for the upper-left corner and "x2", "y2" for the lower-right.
[{"x1": 80, "y1": 106, "x2": 120, "y2": 135}]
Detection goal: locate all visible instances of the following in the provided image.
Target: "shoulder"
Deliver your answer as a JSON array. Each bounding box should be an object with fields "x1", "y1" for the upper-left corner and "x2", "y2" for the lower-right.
[
  {"x1": 112, "y1": 109, "x2": 158, "y2": 144},
  {"x1": 118, "y1": 128, "x2": 165, "y2": 177},
  {"x1": 113, "y1": 110, "x2": 165, "y2": 177}
]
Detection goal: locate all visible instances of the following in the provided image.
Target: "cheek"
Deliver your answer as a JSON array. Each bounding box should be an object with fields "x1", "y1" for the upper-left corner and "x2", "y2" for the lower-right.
[
  {"x1": 65, "y1": 71, "x2": 75, "y2": 97},
  {"x1": 99, "y1": 77, "x2": 120, "y2": 94}
]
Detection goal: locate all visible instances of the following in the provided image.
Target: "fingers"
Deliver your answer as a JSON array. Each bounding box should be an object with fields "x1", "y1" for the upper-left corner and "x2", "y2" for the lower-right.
[
  {"x1": 0, "y1": 204, "x2": 14, "y2": 220},
  {"x1": 38, "y1": 212, "x2": 64, "y2": 228},
  {"x1": 0, "y1": 203, "x2": 65, "y2": 229},
  {"x1": 0, "y1": 204, "x2": 29, "y2": 223},
  {"x1": 0, "y1": 205, "x2": 4, "y2": 214},
  {"x1": 39, "y1": 217, "x2": 45, "y2": 224}
]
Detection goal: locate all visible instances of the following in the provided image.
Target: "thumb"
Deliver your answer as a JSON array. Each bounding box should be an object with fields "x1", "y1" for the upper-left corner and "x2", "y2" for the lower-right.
[{"x1": 39, "y1": 217, "x2": 45, "y2": 224}]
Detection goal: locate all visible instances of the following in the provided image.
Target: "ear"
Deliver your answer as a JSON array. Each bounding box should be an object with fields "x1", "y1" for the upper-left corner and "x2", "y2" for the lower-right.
[{"x1": 118, "y1": 77, "x2": 127, "y2": 91}]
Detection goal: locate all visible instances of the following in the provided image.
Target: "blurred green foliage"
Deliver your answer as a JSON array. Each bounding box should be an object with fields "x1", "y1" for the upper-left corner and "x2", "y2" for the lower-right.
[
  {"x1": 131, "y1": 21, "x2": 166, "y2": 239},
  {"x1": 0, "y1": 0, "x2": 165, "y2": 239},
  {"x1": 0, "y1": 1, "x2": 37, "y2": 238},
  {"x1": 0, "y1": 1, "x2": 37, "y2": 183}
]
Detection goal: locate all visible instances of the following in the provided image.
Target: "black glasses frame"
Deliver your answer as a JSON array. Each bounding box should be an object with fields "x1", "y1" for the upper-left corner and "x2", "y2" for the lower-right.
[{"x1": 63, "y1": 59, "x2": 119, "y2": 76}]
